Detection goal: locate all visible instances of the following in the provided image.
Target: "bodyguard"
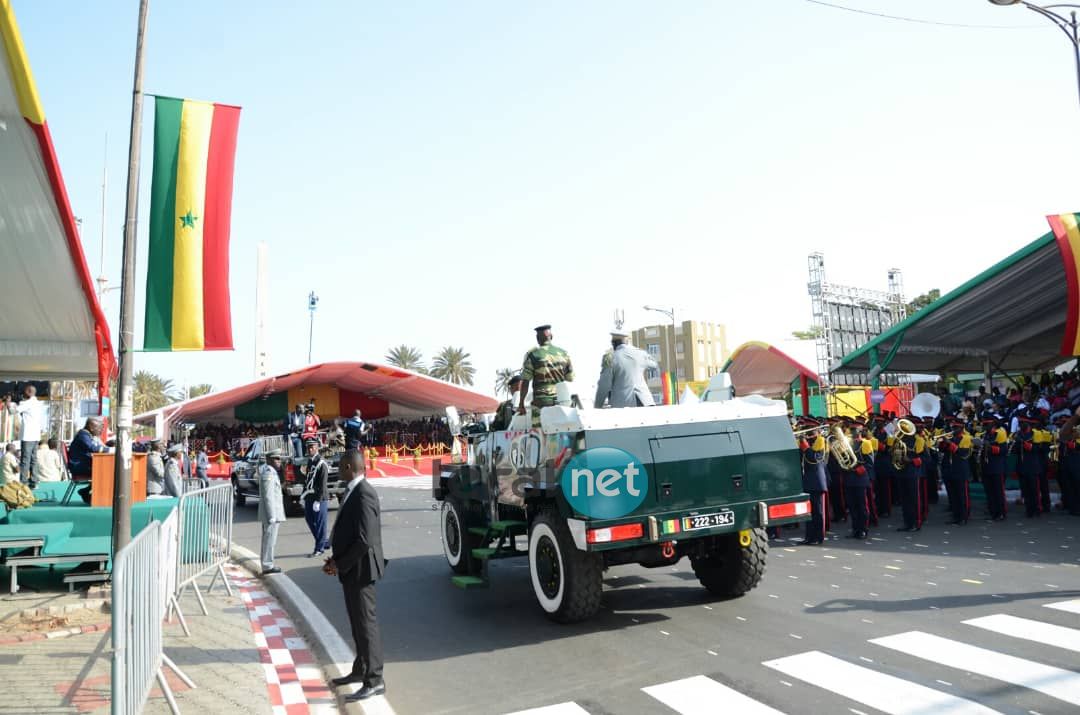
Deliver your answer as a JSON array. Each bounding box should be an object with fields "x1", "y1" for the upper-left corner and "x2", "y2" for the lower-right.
[{"x1": 258, "y1": 450, "x2": 286, "y2": 575}]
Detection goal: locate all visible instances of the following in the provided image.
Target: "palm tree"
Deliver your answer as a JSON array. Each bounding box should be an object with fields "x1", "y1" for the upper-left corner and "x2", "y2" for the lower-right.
[
  {"x1": 430, "y1": 347, "x2": 476, "y2": 386},
  {"x1": 385, "y1": 345, "x2": 427, "y2": 374},
  {"x1": 495, "y1": 368, "x2": 516, "y2": 397},
  {"x1": 188, "y1": 383, "x2": 213, "y2": 398},
  {"x1": 134, "y1": 371, "x2": 180, "y2": 414}
]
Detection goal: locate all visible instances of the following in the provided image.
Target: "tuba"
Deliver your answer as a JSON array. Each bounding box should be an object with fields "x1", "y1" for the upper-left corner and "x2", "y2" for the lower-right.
[
  {"x1": 828, "y1": 424, "x2": 859, "y2": 471},
  {"x1": 890, "y1": 418, "x2": 917, "y2": 470}
]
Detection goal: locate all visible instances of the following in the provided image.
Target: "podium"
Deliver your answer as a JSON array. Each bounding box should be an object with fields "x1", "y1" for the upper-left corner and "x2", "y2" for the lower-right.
[{"x1": 90, "y1": 453, "x2": 148, "y2": 508}]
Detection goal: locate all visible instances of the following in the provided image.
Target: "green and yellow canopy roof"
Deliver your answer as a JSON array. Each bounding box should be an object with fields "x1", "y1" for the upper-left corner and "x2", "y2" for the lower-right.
[{"x1": 834, "y1": 214, "x2": 1080, "y2": 376}]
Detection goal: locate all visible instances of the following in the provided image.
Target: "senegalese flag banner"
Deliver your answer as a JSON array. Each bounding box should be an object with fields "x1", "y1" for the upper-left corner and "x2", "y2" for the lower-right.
[
  {"x1": 1048, "y1": 212, "x2": 1080, "y2": 356},
  {"x1": 660, "y1": 371, "x2": 677, "y2": 405},
  {"x1": 144, "y1": 96, "x2": 240, "y2": 351}
]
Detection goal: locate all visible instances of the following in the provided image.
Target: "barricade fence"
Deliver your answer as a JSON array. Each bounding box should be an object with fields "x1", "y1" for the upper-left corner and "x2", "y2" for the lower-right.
[
  {"x1": 170, "y1": 482, "x2": 234, "y2": 635},
  {"x1": 113, "y1": 520, "x2": 195, "y2": 715},
  {"x1": 112, "y1": 521, "x2": 161, "y2": 715}
]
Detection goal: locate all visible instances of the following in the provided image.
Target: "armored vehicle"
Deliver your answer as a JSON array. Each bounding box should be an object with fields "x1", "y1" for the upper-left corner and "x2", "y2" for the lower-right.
[{"x1": 434, "y1": 386, "x2": 810, "y2": 623}]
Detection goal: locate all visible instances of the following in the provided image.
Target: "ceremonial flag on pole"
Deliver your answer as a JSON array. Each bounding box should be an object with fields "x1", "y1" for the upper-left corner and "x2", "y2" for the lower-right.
[
  {"x1": 660, "y1": 372, "x2": 676, "y2": 405},
  {"x1": 1047, "y1": 212, "x2": 1080, "y2": 356},
  {"x1": 144, "y1": 96, "x2": 240, "y2": 351}
]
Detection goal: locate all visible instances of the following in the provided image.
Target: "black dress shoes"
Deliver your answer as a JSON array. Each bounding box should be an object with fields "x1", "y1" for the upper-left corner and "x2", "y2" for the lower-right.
[
  {"x1": 346, "y1": 682, "x2": 386, "y2": 701},
  {"x1": 261, "y1": 567, "x2": 282, "y2": 575},
  {"x1": 331, "y1": 674, "x2": 364, "y2": 687}
]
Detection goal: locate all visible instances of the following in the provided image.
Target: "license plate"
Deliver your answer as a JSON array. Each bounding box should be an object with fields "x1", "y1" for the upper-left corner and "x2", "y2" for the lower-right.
[{"x1": 682, "y1": 511, "x2": 734, "y2": 531}]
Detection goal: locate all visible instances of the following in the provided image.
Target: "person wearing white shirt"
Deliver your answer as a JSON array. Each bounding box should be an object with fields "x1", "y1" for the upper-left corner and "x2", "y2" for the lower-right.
[
  {"x1": 33, "y1": 438, "x2": 64, "y2": 482},
  {"x1": 1, "y1": 444, "x2": 19, "y2": 485},
  {"x1": 16, "y1": 385, "x2": 45, "y2": 484}
]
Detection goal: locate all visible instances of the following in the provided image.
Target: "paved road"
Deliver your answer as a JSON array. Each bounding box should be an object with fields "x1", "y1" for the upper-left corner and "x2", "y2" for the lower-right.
[{"x1": 233, "y1": 483, "x2": 1080, "y2": 715}]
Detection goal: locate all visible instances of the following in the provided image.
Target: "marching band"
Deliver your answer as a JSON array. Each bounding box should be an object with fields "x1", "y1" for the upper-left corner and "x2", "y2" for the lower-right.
[{"x1": 790, "y1": 392, "x2": 1080, "y2": 544}]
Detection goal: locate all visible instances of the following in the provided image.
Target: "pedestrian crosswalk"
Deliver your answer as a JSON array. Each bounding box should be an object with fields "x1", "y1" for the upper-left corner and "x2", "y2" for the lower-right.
[{"x1": 501, "y1": 598, "x2": 1080, "y2": 715}]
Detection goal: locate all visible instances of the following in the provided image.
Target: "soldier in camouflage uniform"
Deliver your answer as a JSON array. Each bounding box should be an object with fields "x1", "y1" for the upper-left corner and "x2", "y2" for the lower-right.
[{"x1": 517, "y1": 325, "x2": 574, "y2": 428}]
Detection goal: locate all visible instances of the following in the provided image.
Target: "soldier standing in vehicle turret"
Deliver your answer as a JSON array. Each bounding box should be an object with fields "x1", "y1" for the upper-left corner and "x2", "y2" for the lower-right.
[{"x1": 517, "y1": 325, "x2": 574, "y2": 428}]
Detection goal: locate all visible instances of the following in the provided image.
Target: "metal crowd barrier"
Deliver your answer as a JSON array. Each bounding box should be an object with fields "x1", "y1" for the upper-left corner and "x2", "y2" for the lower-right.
[
  {"x1": 169, "y1": 482, "x2": 234, "y2": 636},
  {"x1": 112, "y1": 521, "x2": 193, "y2": 715}
]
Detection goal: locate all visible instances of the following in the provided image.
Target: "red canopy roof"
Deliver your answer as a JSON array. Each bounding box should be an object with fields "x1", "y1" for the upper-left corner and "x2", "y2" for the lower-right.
[
  {"x1": 721, "y1": 341, "x2": 820, "y2": 397},
  {"x1": 137, "y1": 361, "x2": 499, "y2": 425}
]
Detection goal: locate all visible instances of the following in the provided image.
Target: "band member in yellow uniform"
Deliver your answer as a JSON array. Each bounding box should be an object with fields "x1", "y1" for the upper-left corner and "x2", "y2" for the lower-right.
[
  {"x1": 843, "y1": 421, "x2": 876, "y2": 539},
  {"x1": 940, "y1": 418, "x2": 974, "y2": 525},
  {"x1": 980, "y1": 414, "x2": 1009, "y2": 521},
  {"x1": 798, "y1": 418, "x2": 828, "y2": 545},
  {"x1": 897, "y1": 419, "x2": 926, "y2": 532},
  {"x1": 871, "y1": 415, "x2": 893, "y2": 518}
]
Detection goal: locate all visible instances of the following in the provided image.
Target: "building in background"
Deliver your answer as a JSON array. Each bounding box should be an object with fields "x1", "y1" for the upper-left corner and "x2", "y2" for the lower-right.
[{"x1": 631, "y1": 321, "x2": 728, "y2": 404}]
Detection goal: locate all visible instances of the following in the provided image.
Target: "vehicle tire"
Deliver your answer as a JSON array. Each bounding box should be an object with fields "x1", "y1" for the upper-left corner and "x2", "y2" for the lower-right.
[
  {"x1": 528, "y1": 513, "x2": 603, "y2": 623},
  {"x1": 441, "y1": 498, "x2": 482, "y2": 575},
  {"x1": 232, "y1": 479, "x2": 246, "y2": 507},
  {"x1": 691, "y1": 528, "x2": 768, "y2": 598}
]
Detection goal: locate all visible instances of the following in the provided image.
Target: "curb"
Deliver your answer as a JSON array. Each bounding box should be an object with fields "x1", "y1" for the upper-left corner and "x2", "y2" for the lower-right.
[{"x1": 230, "y1": 543, "x2": 398, "y2": 715}]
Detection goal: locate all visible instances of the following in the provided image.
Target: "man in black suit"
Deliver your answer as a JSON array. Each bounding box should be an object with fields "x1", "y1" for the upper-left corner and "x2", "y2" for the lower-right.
[{"x1": 324, "y1": 450, "x2": 386, "y2": 701}]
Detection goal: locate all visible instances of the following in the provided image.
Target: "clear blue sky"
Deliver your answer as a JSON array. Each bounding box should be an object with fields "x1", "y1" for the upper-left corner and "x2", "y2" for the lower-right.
[{"x1": 13, "y1": 0, "x2": 1080, "y2": 398}]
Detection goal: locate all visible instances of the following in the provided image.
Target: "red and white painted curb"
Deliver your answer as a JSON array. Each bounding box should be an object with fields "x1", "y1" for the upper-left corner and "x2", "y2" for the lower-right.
[{"x1": 226, "y1": 563, "x2": 338, "y2": 714}]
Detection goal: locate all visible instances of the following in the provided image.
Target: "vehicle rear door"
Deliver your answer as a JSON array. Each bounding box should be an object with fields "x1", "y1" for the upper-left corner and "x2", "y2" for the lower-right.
[{"x1": 648, "y1": 431, "x2": 747, "y2": 510}]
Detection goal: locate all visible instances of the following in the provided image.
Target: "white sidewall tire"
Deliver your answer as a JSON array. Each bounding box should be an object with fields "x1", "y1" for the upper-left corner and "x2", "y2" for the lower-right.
[
  {"x1": 529, "y1": 520, "x2": 565, "y2": 614},
  {"x1": 441, "y1": 501, "x2": 464, "y2": 568}
]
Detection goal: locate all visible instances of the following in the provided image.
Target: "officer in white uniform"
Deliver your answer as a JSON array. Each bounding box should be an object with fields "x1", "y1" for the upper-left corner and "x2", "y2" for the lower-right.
[{"x1": 594, "y1": 330, "x2": 658, "y2": 408}]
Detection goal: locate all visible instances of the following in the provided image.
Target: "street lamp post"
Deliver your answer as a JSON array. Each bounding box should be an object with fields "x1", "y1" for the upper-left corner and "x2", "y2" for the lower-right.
[
  {"x1": 643, "y1": 305, "x2": 678, "y2": 401},
  {"x1": 307, "y1": 291, "x2": 318, "y2": 364},
  {"x1": 989, "y1": 1, "x2": 1080, "y2": 105}
]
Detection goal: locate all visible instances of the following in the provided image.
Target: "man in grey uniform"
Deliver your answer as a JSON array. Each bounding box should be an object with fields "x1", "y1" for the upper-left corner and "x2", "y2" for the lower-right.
[
  {"x1": 258, "y1": 450, "x2": 286, "y2": 575},
  {"x1": 164, "y1": 444, "x2": 185, "y2": 497},
  {"x1": 146, "y1": 441, "x2": 166, "y2": 496},
  {"x1": 594, "y1": 330, "x2": 658, "y2": 408}
]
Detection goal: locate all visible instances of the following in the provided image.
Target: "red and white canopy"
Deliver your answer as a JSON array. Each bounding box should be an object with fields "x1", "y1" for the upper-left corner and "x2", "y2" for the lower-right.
[
  {"x1": 136, "y1": 361, "x2": 500, "y2": 426},
  {"x1": 721, "y1": 341, "x2": 820, "y2": 397},
  {"x1": 0, "y1": 4, "x2": 115, "y2": 383}
]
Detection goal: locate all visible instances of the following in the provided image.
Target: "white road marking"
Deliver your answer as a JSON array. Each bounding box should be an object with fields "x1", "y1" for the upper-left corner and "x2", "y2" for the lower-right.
[
  {"x1": 871, "y1": 631, "x2": 1080, "y2": 706},
  {"x1": 965, "y1": 614, "x2": 1080, "y2": 653},
  {"x1": 763, "y1": 651, "x2": 999, "y2": 715},
  {"x1": 368, "y1": 476, "x2": 431, "y2": 490},
  {"x1": 503, "y1": 704, "x2": 592, "y2": 715},
  {"x1": 1045, "y1": 599, "x2": 1080, "y2": 615},
  {"x1": 642, "y1": 675, "x2": 783, "y2": 715}
]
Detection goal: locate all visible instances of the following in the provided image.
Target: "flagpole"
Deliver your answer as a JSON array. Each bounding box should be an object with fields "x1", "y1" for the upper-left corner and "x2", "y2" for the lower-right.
[{"x1": 112, "y1": 0, "x2": 151, "y2": 556}]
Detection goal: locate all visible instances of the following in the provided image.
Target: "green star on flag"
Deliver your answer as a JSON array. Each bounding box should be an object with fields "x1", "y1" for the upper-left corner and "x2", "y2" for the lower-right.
[{"x1": 179, "y1": 210, "x2": 198, "y2": 229}]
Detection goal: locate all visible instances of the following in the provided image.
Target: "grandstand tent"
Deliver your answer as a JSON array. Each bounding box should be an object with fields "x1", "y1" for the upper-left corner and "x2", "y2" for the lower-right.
[
  {"x1": 834, "y1": 226, "x2": 1078, "y2": 378},
  {"x1": 134, "y1": 361, "x2": 500, "y2": 434},
  {"x1": 0, "y1": 5, "x2": 115, "y2": 387}
]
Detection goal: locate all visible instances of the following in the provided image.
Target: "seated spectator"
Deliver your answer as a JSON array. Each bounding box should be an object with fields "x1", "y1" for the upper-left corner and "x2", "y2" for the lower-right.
[
  {"x1": 1, "y1": 443, "x2": 19, "y2": 485},
  {"x1": 33, "y1": 437, "x2": 64, "y2": 482}
]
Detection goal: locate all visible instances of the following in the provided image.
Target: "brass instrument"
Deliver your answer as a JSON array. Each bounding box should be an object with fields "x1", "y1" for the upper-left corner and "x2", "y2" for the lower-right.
[
  {"x1": 828, "y1": 424, "x2": 859, "y2": 471},
  {"x1": 889, "y1": 418, "x2": 917, "y2": 470}
]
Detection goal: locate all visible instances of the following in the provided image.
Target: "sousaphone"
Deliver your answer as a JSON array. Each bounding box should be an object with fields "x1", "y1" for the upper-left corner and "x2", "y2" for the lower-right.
[{"x1": 911, "y1": 392, "x2": 941, "y2": 420}]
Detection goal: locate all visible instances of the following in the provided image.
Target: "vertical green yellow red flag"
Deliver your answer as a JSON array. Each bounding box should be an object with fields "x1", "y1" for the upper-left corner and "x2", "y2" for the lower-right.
[{"x1": 144, "y1": 96, "x2": 240, "y2": 351}]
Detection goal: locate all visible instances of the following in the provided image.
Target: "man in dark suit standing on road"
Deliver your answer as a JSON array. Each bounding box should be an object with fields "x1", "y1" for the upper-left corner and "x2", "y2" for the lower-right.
[{"x1": 324, "y1": 449, "x2": 386, "y2": 701}]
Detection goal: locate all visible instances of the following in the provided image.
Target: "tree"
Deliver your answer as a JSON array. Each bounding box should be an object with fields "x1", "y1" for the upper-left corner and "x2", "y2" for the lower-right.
[
  {"x1": 188, "y1": 383, "x2": 213, "y2": 399},
  {"x1": 431, "y1": 347, "x2": 476, "y2": 386},
  {"x1": 791, "y1": 326, "x2": 824, "y2": 340},
  {"x1": 134, "y1": 371, "x2": 180, "y2": 414},
  {"x1": 385, "y1": 345, "x2": 427, "y2": 373},
  {"x1": 906, "y1": 289, "x2": 941, "y2": 315},
  {"x1": 495, "y1": 368, "x2": 516, "y2": 397}
]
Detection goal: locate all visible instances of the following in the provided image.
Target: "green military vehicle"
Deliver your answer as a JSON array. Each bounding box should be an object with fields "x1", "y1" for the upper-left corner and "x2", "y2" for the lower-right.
[{"x1": 433, "y1": 380, "x2": 811, "y2": 623}]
